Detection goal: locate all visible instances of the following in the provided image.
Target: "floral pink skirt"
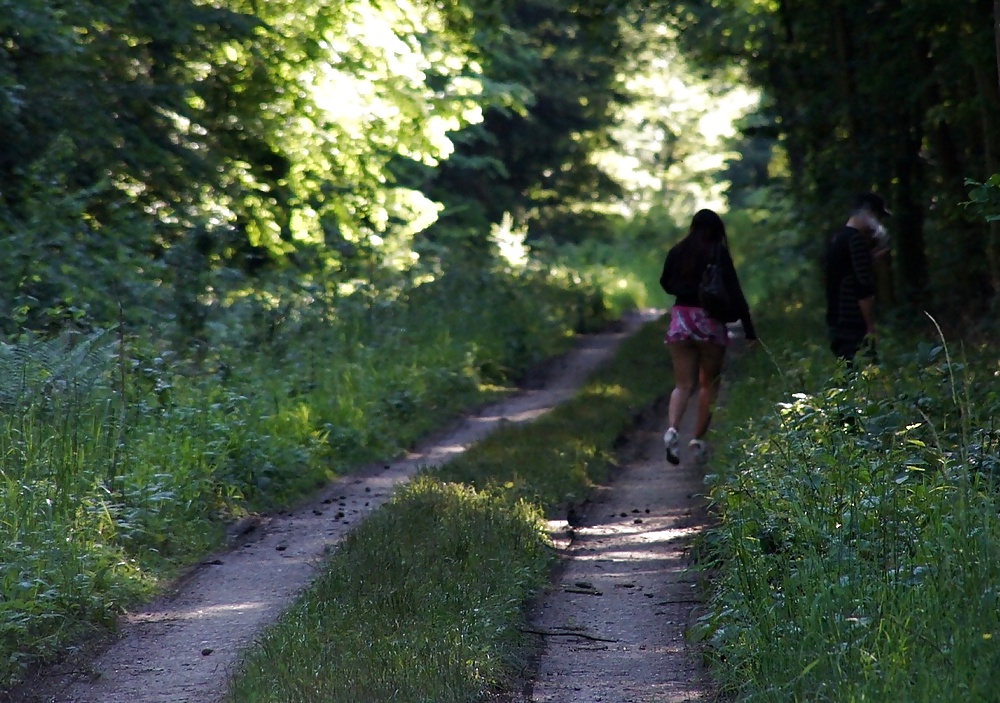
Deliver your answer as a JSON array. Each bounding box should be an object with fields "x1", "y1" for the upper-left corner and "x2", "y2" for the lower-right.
[{"x1": 665, "y1": 305, "x2": 729, "y2": 346}]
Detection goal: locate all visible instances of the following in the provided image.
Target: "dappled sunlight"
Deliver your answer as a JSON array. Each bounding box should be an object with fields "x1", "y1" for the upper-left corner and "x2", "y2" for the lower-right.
[
  {"x1": 419, "y1": 442, "x2": 467, "y2": 457},
  {"x1": 491, "y1": 213, "x2": 530, "y2": 269},
  {"x1": 476, "y1": 407, "x2": 552, "y2": 423},
  {"x1": 580, "y1": 383, "x2": 627, "y2": 400},
  {"x1": 533, "y1": 431, "x2": 712, "y2": 702},
  {"x1": 573, "y1": 522, "x2": 701, "y2": 565},
  {"x1": 636, "y1": 525, "x2": 703, "y2": 544},
  {"x1": 596, "y1": 22, "x2": 760, "y2": 217},
  {"x1": 548, "y1": 509, "x2": 702, "y2": 565},
  {"x1": 131, "y1": 600, "x2": 268, "y2": 624}
]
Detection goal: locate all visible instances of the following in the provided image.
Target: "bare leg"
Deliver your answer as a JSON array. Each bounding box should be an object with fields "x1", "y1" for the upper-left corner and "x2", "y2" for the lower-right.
[
  {"x1": 693, "y1": 341, "x2": 725, "y2": 439},
  {"x1": 667, "y1": 340, "x2": 698, "y2": 430}
]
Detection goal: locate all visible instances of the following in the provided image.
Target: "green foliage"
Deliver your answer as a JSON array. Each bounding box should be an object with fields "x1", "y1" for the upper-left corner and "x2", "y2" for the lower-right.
[
  {"x1": 695, "y1": 305, "x2": 1000, "y2": 700},
  {"x1": 0, "y1": 0, "x2": 739, "y2": 691},
  {"x1": 0, "y1": 0, "x2": 664, "y2": 348},
  {"x1": 0, "y1": 0, "x2": 507, "y2": 332},
  {"x1": 416, "y1": 0, "x2": 633, "y2": 244},
  {"x1": 557, "y1": 200, "x2": 793, "y2": 317},
  {"x1": 556, "y1": 240, "x2": 659, "y2": 314},
  {"x1": 722, "y1": 189, "x2": 817, "y2": 310},
  {"x1": 661, "y1": 0, "x2": 1000, "y2": 313},
  {"x1": 966, "y1": 173, "x2": 1000, "y2": 222},
  {"x1": 553, "y1": 236, "x2": 669, "y2": 315}
]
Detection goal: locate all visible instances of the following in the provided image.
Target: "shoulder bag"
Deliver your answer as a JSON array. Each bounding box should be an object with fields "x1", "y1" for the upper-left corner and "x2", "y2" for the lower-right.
[{"x1": 699, "y1": 243, "x2": 739, "y2": 323}]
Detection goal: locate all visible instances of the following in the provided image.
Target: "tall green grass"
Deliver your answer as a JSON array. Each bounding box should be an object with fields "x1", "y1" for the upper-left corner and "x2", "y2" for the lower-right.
[
  {"x1": 696, "y1": 306, "x2": 1000, "y2": 701},
  {"x1": 0, "y1": 331, "x2": 156, "y2": 677}
]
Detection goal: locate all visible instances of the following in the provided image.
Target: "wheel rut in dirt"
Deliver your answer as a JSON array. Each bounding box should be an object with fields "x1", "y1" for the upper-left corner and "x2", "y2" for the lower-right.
[{"x1": 521, "y1": 344, "x2": 733, "y2": 702}]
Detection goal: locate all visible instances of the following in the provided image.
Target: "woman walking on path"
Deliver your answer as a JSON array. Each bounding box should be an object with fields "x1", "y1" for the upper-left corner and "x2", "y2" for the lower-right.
[{"x1": 659, "y1": 209, "x2": 756, "y2": 465}]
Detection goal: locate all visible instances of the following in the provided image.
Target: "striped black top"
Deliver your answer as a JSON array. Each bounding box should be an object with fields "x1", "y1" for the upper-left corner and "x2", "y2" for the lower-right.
[{"x1": 825, "y1": 226, "x2": 875, "y2": 336}]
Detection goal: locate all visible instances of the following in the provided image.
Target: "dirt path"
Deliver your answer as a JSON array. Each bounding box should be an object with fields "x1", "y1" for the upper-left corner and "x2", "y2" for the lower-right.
[
  {"x1": 520, "y1": 380, "x2": 715, "y2": 702},
  {"x1": 10, "y1": 310, "x2": 670, "y2": 703}
]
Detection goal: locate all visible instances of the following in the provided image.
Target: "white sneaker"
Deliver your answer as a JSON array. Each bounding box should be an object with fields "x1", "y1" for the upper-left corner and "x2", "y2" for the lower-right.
[
  {"x1": 663, "y1": 427, "x2": 680, "y2": 465},
  {"x1": 689, "y1": 439, "x2": 708, "y2": 466}
]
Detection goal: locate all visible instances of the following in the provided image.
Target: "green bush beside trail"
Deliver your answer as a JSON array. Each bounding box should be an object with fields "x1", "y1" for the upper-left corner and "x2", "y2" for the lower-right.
[{"x1": 698, "y1": 307, "x2": 1000, "y2": 701}]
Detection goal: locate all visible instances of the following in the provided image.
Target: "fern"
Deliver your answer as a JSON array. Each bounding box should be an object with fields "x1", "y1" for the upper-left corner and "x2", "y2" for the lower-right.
[{"x1": 0, "y1": 328, "x2": 119, "y2": 411}]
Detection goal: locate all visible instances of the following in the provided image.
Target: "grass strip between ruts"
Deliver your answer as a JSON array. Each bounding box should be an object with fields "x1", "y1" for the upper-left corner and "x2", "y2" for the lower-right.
[{"x1": 227, "y1": 316, "x2": 674, "y2": 702}]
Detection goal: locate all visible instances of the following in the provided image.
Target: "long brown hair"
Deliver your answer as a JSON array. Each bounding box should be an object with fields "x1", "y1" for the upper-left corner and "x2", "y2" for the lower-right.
[{"x1": 677, "y1": 209, "x2": 729, "y2": 277}]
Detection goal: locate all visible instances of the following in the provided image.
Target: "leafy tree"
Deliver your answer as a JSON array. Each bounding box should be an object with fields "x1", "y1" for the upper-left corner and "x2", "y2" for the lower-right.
[
  {"x1": 414, "y1": 0, "x2": 634, "y2": 250},
  {"x1": 657, "y1": 0, "x2": 1000, "y2": 316},
  {"x1": 0, "y1": 0, "x2": 496, "y2": 332}
]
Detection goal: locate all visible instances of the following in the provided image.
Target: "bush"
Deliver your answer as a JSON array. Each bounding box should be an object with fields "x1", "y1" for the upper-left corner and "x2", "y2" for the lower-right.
[{"x1": 696, "y1": 306, "x2": 1000, "y2": 701}]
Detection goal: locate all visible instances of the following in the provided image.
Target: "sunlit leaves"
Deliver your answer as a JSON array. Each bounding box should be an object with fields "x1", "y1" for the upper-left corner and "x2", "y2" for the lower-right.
[
  {"x1": 0, "y1": 0, "x2": 496, "y2": 286},
  {"x1": 0, "y1": 0, "x2": 668, "y2": 335}
]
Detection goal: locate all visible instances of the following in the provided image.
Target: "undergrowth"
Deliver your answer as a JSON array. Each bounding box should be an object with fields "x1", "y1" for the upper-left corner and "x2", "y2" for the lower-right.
[{"x1": 696, "y1": 306, "x2": 1000, "y2": 701}]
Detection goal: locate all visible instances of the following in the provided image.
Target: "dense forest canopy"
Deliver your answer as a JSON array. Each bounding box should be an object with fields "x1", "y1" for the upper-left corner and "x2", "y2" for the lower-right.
[
  {"x1": 659, "y1": 0, "x2": 1000, "y2": 321},
  {"x1": 0, "y1": 0, "x2": 998, "y2": 337},
  {"x1": 0, "y1": 0, "x2": 500, "y2": 333}
]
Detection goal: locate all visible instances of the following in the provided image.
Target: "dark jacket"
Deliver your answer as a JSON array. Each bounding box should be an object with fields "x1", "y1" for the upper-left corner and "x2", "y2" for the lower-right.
[
  {"x1": 659, "y1": 239, "x2": 757, "y2": 340},
  {"x1": 825, "y1": 225, "x2": 874, "y2": 338}
]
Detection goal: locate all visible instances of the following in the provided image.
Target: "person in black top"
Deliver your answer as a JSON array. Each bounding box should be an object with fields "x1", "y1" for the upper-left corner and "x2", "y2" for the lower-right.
[
  {"x1": 659, "y1": 209, "x2": 756, "y2": 466},
  {"x1": 825, "y1": 192, "x2": 891, "y2": 365}
]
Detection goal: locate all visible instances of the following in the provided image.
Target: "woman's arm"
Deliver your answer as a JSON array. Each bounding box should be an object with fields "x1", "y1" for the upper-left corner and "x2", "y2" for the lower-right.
[
  {"x1": 659, "y1": 249, "x2": 676, "y2": 296},
  {"x1": 721, "y1": 246, "x2": 757, "y2": 340}
]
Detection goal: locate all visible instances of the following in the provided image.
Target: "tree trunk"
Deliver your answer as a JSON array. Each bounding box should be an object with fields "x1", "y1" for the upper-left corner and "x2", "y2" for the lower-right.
[
  {"x1": 995, "y1": 0, "x2": 1000, "y2": 96},
  {"x1": 973, "y1": 58, "x2": 1000, "y2": 296},
  {"x1": 890, "y1": 97, "x2": 928, "y2": 307},
  {"x1": 992, "y1": 0, "x2": 1000, "y2": 295},
  {"x1": 833, "y1": 5, "x2": 861, "y2": 167}
]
